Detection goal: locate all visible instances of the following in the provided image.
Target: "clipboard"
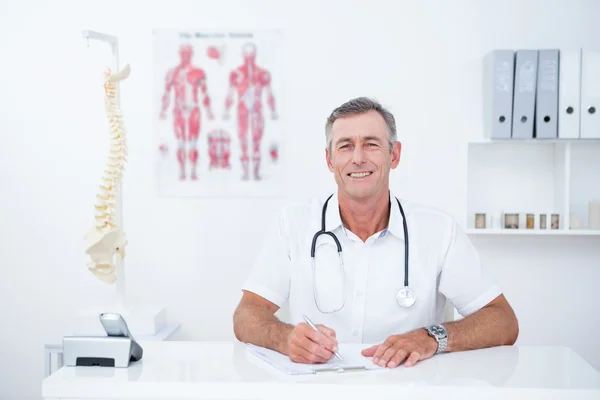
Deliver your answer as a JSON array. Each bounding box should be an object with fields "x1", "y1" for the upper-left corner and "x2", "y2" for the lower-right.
[{"x1": 246, "y1": 343, "x2": 384, "y2": 375}]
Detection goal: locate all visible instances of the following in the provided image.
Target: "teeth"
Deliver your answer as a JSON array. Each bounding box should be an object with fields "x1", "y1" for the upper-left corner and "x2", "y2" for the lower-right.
[{"x1": 350, "y1": 172, "x2": 372, "y2": 178}]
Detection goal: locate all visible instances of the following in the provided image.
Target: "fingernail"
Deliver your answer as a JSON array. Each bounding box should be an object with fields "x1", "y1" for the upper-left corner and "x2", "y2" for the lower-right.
[
  {"x1": 387, "y1": 361, "x2": 396, "y2": 368},
  {"x1": 378, "y1": 360, "x2": 386, "y2": 367},
  {"x1": 333, "y1": 346, "x2": 338, "y2": 352},
  {"x1": 373, "y1": 357, "x2": 379, "y2": 364}
]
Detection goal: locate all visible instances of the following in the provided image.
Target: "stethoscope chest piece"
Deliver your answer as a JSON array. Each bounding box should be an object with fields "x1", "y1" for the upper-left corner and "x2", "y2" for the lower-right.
[{"x1": 396, "y1": 286, "x2": 416, "y2": 308}]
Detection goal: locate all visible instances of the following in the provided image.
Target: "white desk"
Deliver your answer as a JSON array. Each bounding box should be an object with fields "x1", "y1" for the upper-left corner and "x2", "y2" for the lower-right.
[{"x1": 42, "y1": 341, "x2": 600, "y2": 400}]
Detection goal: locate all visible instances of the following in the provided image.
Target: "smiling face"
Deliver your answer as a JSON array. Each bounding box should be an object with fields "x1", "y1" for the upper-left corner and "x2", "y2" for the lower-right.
[{"x1": 326, "y1": 110, "x2": 401, "y2": 200}]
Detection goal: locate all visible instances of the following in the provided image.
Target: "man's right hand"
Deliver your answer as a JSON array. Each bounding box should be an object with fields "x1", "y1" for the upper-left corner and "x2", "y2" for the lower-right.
[{"x1": 286, "y1": 323, "x2": 339, "y2": 364}]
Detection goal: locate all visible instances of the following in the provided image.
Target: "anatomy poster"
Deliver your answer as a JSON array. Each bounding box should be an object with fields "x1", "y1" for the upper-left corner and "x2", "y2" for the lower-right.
[{"x1": 153, "y1": 29, "x2": 283, "y2": 197}]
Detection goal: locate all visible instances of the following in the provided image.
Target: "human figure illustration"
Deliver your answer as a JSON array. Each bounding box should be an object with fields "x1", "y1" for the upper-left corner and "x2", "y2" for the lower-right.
[
  {"x1": 160, "y1": 44, "x2": 214, "y2": 180},
  {"x1": 223, "y1": 42, "x2": 278, "y2": 180}
]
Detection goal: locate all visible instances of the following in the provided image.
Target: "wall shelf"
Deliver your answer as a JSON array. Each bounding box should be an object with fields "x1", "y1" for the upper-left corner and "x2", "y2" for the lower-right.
[
  {"x1": 467, "y1": 228, "x2": 600, "y2": 236},
  {"x1": 466, "y1": 140, "x2": 600, "y2": 235},
  {"x1": 470, "y1": 138, "x2": 600, "y2": 144}
]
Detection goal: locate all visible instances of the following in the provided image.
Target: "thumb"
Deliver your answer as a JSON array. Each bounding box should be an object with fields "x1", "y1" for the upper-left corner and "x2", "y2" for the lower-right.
[
  {"x1": 316, "y1": 324, "x2": 336, "y2": 338},
  {"x1": 361, "y1": 344, "x2": 379, "y2": 357}
]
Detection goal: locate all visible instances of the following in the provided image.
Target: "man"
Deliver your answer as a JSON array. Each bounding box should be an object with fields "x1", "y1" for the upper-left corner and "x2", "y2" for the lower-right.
[{"x1": 233, "y1": 97, "x2": 518, "y2": 368}]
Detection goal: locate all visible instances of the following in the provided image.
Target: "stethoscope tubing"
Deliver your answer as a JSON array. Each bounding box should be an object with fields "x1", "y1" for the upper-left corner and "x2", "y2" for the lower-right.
[{"x1": 311, "y1": 193, "x2": 410, "y2": 288}]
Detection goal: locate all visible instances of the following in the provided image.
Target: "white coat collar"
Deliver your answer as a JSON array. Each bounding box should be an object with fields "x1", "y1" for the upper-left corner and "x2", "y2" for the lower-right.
[{"x1": 323, "y1": 189, "x2": 406, "y2": 241}]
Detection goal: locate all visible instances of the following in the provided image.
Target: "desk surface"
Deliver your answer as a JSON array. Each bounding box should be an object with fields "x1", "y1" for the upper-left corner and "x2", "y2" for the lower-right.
[{"x1": 42, "y1": 341, "x2": 600, "y2": 400}]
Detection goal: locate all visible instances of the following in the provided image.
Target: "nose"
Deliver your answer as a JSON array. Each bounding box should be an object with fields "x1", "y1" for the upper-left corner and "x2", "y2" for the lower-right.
[{"x1": 352, "y1": 146, "x2": 366, "y2": 164}]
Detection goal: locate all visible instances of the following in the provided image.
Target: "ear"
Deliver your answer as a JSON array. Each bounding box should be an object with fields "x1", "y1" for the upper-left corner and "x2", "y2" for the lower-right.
[
  {"x1": 390, "y1": 141, "x2": 402, "y2": 169},
  {"x1": 326, "y1": 147, "x2": 335, "y2": 172}
]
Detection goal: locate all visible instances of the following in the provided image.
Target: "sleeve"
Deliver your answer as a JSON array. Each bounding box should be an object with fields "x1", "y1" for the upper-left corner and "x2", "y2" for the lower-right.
[
  {"x1": 438, "y1": 219, "x2": 502, "y2": 317},
  {"x1": 240, "y1": 210, "x2": 292, "y2": 308}
]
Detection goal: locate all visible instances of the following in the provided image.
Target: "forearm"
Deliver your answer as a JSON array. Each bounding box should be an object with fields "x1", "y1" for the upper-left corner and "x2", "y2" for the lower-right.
[
  {"x1": 233, "y1": 304, "x2": 294, "y2": 355},
  {"x1": 442, "y1": 304, "x2": 519, "y2": 353}
]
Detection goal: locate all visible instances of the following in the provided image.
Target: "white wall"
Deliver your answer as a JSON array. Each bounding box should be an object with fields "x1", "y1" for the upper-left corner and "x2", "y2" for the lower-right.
[{"x1": 1, "y1": 0, "x2": 599, "y2": 398}]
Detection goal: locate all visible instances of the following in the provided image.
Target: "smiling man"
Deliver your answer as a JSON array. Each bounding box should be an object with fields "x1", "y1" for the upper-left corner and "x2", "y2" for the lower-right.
[{"x1": 233, "y1": 97, "x2": 519, "y2": 368}]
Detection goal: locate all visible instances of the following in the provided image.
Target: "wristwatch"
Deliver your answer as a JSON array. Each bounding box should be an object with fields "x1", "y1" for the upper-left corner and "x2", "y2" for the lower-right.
[{"x1": 425, "y1": 324, "x2": 448, "y2": 354}]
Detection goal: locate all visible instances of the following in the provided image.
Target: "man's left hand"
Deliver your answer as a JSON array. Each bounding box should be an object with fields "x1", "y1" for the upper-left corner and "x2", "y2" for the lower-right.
[{"x1": 361, "y1": 328, "x2": 438, "y2": 368}]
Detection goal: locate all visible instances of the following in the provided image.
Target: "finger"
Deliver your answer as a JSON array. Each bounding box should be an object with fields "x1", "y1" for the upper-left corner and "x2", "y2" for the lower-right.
[
  {"x1": 290, "y1": 350, "x2": 313, "y2": 364},
  {"x1": 296, "y1": 355, "x2": 312, "y2": 364},
  {"x1": 292, "y1": 328, "x2": 333, "y2": 362},
  {"x1": 361, "y1": 344, "x2": 379, "y2": 357},
  {"x1": 378, "y1": 346, "x2": 400, "y2": 367},
  {"x1": 372, "y1": 342, "x2": 390, "y2": 364},
  {"x1": 302, "y1": 337, "x2": 335, "y2": 361},
  {"x1": 311, "y1": 324, "x2": 338, "y2": 346},
  {"x1": 293, "y1": 342, "x2": 329, "y2": 364},
  {"x1": 316, "y1": 324, "x2": 337, "y2": 338},
  {"x1": 303, "y1": 325, "x2": 338, "y2": 352},
  {"x1": 373, "y1": 335, "x2": 398, "y2": 364},
  {"x1": 387, "y1": 349, "x2": 410, "y2": 368},
  {"x1": 403, "y1": 351, "x2": 421, "y2": 368},
  {"x1": 289, "y1": 352, "x2": 313, "y2": 364},
  {"x1": 290, "y1": 338, "x2": 329, "y2": 364}
]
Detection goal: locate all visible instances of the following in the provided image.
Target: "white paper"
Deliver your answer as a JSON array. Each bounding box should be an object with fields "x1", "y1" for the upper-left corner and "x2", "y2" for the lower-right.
[{"x1": 246, "y1": 344, "x2": 385, "y2": 375}]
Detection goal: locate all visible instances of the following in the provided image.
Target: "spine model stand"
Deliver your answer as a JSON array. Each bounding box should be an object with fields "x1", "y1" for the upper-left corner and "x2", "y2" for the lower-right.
[{"x1": 84, "y1": 64, "x2": 131, "y2": 284}]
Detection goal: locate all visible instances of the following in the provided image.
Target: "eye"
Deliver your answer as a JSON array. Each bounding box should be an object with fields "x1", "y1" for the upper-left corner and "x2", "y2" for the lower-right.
[
  {"x1": 339, "y1": 144, "x2": 349, "y2": 149},
  {"x1": 367, "y1": 142, "x2": 378, "y2": 147}
]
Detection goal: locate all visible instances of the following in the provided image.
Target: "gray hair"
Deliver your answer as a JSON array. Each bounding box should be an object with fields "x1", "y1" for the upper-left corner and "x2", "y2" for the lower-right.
[{"x1": 325, "y1": 97, "x2": 397, "y2": 153}]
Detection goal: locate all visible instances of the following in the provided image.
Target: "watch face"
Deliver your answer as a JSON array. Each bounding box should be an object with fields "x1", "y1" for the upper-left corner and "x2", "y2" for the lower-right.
[{"x1": 431, "y1": 326, "x2": 445, "y2": 335}]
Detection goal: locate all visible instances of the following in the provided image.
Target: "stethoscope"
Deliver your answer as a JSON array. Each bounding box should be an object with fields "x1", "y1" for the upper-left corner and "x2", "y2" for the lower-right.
[{"x1": 310, "y1": 193, "x2": 415, "y2": 314}]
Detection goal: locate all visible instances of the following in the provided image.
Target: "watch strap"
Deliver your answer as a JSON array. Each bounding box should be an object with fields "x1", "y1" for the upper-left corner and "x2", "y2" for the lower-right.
[{"x1": 425, "y1": 324, "x2": 448, "y2": 354}]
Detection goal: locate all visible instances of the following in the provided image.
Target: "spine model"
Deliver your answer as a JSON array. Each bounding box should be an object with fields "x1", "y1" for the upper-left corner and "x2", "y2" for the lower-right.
[{"x1": 84, "y1": 64, "x2": 131, "y2": 284}]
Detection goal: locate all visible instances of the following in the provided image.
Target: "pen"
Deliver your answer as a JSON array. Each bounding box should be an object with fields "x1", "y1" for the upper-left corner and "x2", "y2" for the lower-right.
[{"x1": 302, "y1": 314, "x2": 344, "y2": 361}]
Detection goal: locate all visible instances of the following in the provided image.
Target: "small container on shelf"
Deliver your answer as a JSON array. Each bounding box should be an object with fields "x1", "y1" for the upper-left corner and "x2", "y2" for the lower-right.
[
  {"x1": 551, "y1": 214, "x2": 560, "y2": 229},
  {"x1": 475, "y1": 213, "x2": 486, "y2": 229},
  {"x1": 540, "y1": 214, "x2": 548, "y2": 229},
  {"x1": 504, "y1": 213, "x2": 519, "y2": 229},
  {"x1": 526, "y1": 214, "x2": 534, "y2": 229}
]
